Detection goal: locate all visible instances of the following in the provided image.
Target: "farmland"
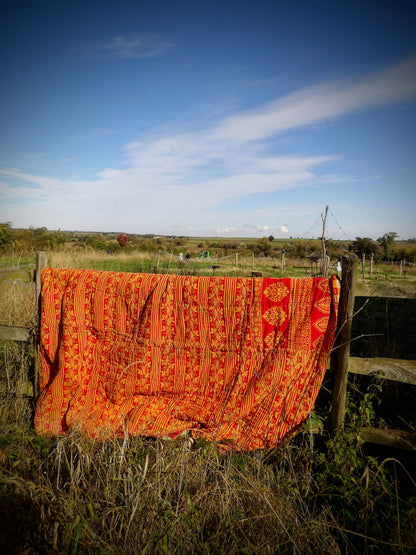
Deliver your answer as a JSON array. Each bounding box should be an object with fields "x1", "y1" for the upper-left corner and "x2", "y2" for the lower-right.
[{"x1": 1, "y1": 229, "x2": 416, "y2": 553}]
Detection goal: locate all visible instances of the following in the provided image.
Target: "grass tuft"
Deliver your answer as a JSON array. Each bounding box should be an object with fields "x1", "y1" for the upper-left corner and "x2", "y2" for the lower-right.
[{"x1": 1, "y1": 250, "x2": 415, "y2": 553}]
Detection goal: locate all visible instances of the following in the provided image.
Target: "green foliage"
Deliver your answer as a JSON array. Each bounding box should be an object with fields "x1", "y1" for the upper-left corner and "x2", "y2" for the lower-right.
[
  {"x1": 174, "y1": 236, "x2": 187, "y2": 246},
  {"x1": 85, "y1": 233, "x2": 107, "y2": 250},
  {"x1": 247, "y1": 237, "x2": 273, "y2": 256},
  {"x1": 313, "y1": 430, "x2": 393, "y2": 542},
  {"x1": 0, "y1": 222, "x2": 12, "y2": 250},
  {"x1": 378, "y1": 231, "x2": 399, "y2": 261},
  {"x1": 0, "y1": 223, "x2": 68, "y2": 252},
  {"x1": 393, "y1": 243, "x2": 416, "y2": 263},
  {"x1": 351, "y1": 236, "x2": 379, "y2": 257},
  {"x1": 309, "y1": 383, "x2": 415, "y2": 548},
  {"x1": 1, "y1": 225, "x2": 415, "y2": 273}
]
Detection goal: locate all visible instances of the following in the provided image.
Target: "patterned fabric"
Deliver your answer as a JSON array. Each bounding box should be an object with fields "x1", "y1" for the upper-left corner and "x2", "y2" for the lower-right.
[{"x1": 35, "y1": 269, "x2": 339, "y2": 450}]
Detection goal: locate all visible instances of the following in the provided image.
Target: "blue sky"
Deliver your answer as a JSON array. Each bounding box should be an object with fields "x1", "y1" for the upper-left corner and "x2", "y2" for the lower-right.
[{"x1": 1, "y1": 0, "x2": 415, "y2": 239}]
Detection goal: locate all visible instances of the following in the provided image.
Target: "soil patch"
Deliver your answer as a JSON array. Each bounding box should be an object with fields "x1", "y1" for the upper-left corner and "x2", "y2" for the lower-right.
[{"x1": 355, "y1": 279, "x2": 416, "y2": 298}]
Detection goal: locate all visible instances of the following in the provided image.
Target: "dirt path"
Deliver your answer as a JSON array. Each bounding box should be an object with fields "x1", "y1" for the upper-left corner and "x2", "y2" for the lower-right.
[{"x1": 356, "y1": 279, "x2": 416, "y2": 298}]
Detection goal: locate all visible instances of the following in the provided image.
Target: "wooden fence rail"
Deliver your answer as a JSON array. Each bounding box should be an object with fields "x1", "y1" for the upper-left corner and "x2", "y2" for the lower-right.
[
  {"x1": 330, "y1": 255, "x2": 416, "y2": 450},
  {"x1": 0, "y1": 251, "x2": 48, "y2": 398},
  {"x1": 0, "y1": 252, "x2": 415, "y2": 449}
]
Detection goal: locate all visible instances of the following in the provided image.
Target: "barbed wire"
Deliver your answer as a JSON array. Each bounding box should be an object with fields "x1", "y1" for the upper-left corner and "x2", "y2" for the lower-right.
[
  {"x1": 301, "y1": 215, "x2": 322, "y2": 239},
  {"x1": 158, "y1": 250, "x2": 238, "y2": 262},
  {"x1": 329, "y1": 209, "x2": 351, "y2": 241},
  {"x1": 158, "y1": 250, "x2": 178, "y2": 259},
  {"x1": 216, "y1": 253, "x2": 238, "y2": 261},
  {"x1": 301, "y1": 208, "x2": 351, "y2": 241}
]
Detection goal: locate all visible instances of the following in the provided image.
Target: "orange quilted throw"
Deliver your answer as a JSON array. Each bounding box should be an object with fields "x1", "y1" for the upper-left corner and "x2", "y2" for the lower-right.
[{"x1": 35, "y1": 269, "x2": 339, "y2": 450}]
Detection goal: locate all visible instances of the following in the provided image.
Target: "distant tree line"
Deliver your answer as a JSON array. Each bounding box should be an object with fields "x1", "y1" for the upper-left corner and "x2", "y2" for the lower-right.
[
  {"x1": 1, "y1": 222, "x2": 415, "y2": 262},
  {"x1": 351, "y1": 232, "x2": 416, "y2": 262},
  {"x1": 0, "y1": 222, "x2": 67, "y2": 252}
]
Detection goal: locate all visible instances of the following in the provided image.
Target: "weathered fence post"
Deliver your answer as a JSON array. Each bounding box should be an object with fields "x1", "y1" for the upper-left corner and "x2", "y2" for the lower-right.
[
  {"x1": 34, "y1": 251, "x2": 48, "y2": 398},
  {"x1": 331, "y1": 254, "x2": 358, "y2": 434}
]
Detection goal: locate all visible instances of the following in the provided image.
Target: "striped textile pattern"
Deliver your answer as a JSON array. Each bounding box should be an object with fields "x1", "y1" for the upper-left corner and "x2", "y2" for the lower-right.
[{"x1": 35, "y1": 269, "x2": 339, "y2": 450}]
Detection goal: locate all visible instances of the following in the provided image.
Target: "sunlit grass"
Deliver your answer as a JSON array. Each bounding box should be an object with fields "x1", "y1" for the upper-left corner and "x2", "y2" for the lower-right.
[{"x1": 0, "y1": 246, "x2": 416, "y2": 552}]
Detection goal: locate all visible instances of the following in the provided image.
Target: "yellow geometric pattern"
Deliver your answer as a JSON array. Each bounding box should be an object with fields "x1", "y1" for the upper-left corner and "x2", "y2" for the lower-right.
[
  {"x1": 263, "y1": 305, "x2": 287, "y2": 327},
  {"x1": 263, "y1": 282, "x2": 289, "y2": 303}
]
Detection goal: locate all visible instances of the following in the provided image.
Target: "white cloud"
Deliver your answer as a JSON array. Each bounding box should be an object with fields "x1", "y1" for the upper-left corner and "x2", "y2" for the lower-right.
[
  {"x1": 216, "y1": 226, "x2": 237, "y2": 234},
  {"x1": 1, "y1": 54, "x2": 416, "y2": 235},
  {"x1": 213, "y1": 55, "x2": 416, "y2": 141},
  {"x1": 213, "y1": 223, "x2": 287, "y2": 237},
  {"x1": 0, "y1": 180, "x2": 42, "y2": 200}
]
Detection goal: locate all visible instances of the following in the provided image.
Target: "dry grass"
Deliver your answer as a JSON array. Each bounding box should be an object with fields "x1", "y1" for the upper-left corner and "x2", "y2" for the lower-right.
[
  {"x1": 49, "y1": 248, "x2": 150, "y2": 270},
  {"x1": 45, "y1": 248, "x2": 313, "y2": 277},
  {"x1": 0, "y1": 279, "x2": 35, "y2": 327},
  {"x1": 0, "y1": 393, "x2": 350, "y2": 554},
  {"x1": 1, "y1": 381, "x2": 414, "y2": 553},
  {"x1": 1, "y1": 251, "x2": 416, "y2": 553}
]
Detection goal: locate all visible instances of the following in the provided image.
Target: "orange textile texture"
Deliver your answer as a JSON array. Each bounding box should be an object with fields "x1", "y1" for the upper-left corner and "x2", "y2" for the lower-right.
[{"x1": 35, "y1": 269, "x2": 339, "y2": 450}]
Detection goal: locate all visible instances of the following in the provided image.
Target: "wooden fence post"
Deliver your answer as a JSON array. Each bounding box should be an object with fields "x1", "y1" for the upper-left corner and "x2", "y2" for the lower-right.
[
  {"x1": 331, "y1": 254, "x2": 358, "y2": 434},
  {"x1": 34, "y1": 251, "x2": 48, "y2": 398}
]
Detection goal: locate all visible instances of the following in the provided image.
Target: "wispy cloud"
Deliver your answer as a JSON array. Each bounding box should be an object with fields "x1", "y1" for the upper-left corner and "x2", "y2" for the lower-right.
[
  {"x1": 78, "y1": 34, "x2": 174, "y2": 60},
  {"x1": 213, "y1": 54, "x2": 416, "y2": 141},
  {"x1": 1, "y1": 54, "x2": 416, "y2": 234}
]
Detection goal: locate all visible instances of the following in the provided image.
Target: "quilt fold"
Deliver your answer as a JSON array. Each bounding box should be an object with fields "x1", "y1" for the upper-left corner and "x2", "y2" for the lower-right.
[{"x1": 35, "y1": 269, "x2": 339, "y2": 450}]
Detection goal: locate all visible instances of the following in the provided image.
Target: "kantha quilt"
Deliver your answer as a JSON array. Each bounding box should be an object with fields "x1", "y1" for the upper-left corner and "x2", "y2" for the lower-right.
[{"x1": 35, "y1": 269, "x2": 339, "y2": 450}]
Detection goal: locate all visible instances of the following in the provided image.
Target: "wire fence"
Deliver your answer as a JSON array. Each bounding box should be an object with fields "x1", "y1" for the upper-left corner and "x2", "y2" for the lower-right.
[{"x1": 1, "y1": 248, "x2": 415, "y2": 281}]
